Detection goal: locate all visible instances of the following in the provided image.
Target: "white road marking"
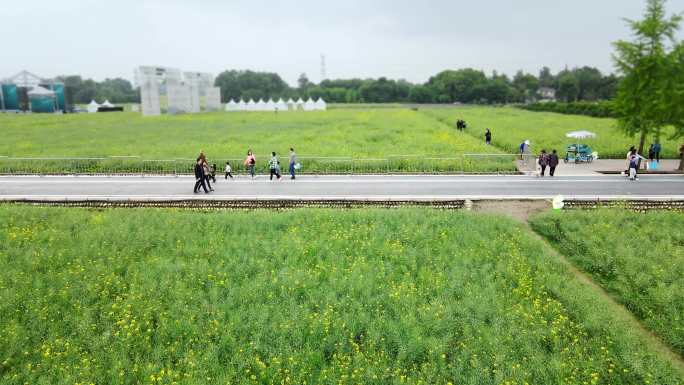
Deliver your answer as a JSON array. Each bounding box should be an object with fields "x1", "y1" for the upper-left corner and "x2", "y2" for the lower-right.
[
  {"x1": 3, "y1": 195, "x2": 684, "y2": 201},
  {"x1": 0, "y1": 178, "x2": 682, "y2": 184}
]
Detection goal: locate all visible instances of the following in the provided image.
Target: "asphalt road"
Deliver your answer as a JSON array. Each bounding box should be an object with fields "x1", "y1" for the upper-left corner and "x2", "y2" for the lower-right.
[{"x1": 1, "y1": 175, "x2": 683, "y2": 200}]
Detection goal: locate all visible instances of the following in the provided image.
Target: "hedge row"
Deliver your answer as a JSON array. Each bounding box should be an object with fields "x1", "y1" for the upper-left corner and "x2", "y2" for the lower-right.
[{"x1": 519, "y1": 101, "x2": 616, "y2": 118}]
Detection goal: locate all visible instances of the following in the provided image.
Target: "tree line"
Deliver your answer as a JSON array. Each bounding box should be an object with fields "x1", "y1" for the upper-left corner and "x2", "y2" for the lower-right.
[
  {"x1": 56, "y1": 75, "x2": 139, "y2": 106},
  {"x1": 55, "y1": 65, "x2": 617, "y2": 107},
  {"x1": 214, "y1": 66, "x2": 620, "y2": 104}
]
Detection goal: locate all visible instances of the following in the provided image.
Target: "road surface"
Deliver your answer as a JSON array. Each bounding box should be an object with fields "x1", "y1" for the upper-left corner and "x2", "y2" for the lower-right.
[{"x1": 1, "y1": 175, "x2": 682, "y2": 201}]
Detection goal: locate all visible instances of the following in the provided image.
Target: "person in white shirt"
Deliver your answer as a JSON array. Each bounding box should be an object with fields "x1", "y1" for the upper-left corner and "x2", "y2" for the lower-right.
[{"x1": 224, "y1": 161, "x2": 233, "y2": 180}]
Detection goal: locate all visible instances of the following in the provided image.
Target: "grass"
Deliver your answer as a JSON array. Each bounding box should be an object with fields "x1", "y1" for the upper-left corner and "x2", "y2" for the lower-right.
[
  {"x1": 0, "y1": 109, "x2": 514, "y2": 173},
  {"x1": 530, "y1": 209, "x2": 684, "y2": 356},
  {"x1": 421, "y1": 106, "x2": 681, "y2": 159},
  {"x1": 1, "y1": 205, "x2": 682, "y2": 384},
  {"x1": 1, "y1": 105, "x2": 681, "y2": 173}
]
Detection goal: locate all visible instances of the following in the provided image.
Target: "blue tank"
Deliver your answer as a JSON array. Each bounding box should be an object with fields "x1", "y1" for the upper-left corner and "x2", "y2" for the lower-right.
[
  {"x1": 52, "y1": 84, "x2": 66, "y2": 111},
  {"x1": 1, "y1": 84, "x2": 19, "y2": 110}
]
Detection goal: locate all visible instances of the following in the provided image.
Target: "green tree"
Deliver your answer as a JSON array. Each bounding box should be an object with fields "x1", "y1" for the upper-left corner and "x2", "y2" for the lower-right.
[
  {"x1": 408, "y1": 85, "x2": 435, "y2": 103},
  {"x1": 427, "y1": 69, "x2": 488, "y2": 103},
  {"x1": 556, "y1": 71, "x2": 580, "y2": 102},
  {"x1": 214, "y1": 70, "x2": 289, "y2": 101},
  {"x1": 359, "y1": 78, "x2": 399, "y2": 103},
  {"x1": 612, "y1": 0, "x2": 684, "y2": 168},
  {"x1": 297, "y1": 73, "x2": 311, "y2": 90},
  {"x1": 574, "y1": 67, "x2": 604, "y2": 100},
  {"x1": 538, "y1": 66, "x2": 555, "y2": 88},
  {"x1": 512, "y1": 71, "x2": 540, "y2": 102}
]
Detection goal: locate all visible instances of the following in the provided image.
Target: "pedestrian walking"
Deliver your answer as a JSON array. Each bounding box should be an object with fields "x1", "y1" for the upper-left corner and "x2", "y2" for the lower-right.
[
  {"x1": 288, "y1": 148, "x2": 297, "y2": 180},
  {"x1": 648, "y1": 144, "x2": 655, "y2": 162},
  {"x1": 209, "y1": 163, "x2": 217, "y2": 183},
  {"x1": 224, "y1": 161, "x2": 234, "y2": 179},
  {"x1": 624, "y1": 146, "x2": 636, "y2": 176},
  {"x1": 647, "y1": 144, "x2": 656, "y2": 170},
  {"x1": 628, "y1": 149, "x2": 646, "y2": 181},
  {"x1": 269, "y1": 152, "x2": 282, "y2": 181},
  {"x1": 538, "y1": 149, "x2": 549, "y2": 177},
  {"x1": 653, "y1": 142, "x2": 662, "y2": 163},
  {"x1": 244, "y1": 150, "x2": 256, "y2": 179},
  {"x1": 548, "y1": 149, "x2": 559, "y2": 177},
  {"x1": 202, "y1": 161, "x2": 214, "y2": 191},
  {"x1": 193, "y1": 158, "x2": 209, "y2": 194},
  {"x1": 485, "y1": 128, "x2": 492, "y2": 145}
]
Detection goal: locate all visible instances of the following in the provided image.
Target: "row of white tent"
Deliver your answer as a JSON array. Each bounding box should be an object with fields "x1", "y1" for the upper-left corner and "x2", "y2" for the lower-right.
[
  {"x1": 86, "y1": 99, "x2": 115, "y2": 113},
  {"x1": 225, "y1": 98, "x2": 326, "y2": 112}
]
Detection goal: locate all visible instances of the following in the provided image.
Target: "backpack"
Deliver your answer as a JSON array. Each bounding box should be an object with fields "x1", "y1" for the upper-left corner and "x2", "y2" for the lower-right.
[{"x1": 629, "y1": 155, "x2": 638, "y2": 168}]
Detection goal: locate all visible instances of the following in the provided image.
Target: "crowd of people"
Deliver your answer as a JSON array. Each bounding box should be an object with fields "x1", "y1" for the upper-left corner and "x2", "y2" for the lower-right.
[
  {"x1": 192, "y1": 129, "x2": 678, "y2": 192},
  {"x1": 194, "y1": 148, "x2": 298, "y2": 193}
]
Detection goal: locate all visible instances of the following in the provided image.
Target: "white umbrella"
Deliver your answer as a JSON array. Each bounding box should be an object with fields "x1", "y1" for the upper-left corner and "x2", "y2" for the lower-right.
[
  {"x1": 566, "y1": 130, "x2": 596, "y2": 139},
  {"x1": 565, "y1": 131, "x2": 597, "y2": 162}
]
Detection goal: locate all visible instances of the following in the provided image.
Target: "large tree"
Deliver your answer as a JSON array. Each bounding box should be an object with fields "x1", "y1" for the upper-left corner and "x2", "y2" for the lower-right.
[
  {"x1": 512, "y1": 71, "x2": 540, "y2": 102},
  {"x1": 214, "y1": 70, "x2": 289, "y2": 102},
  {"x1": 612, "y1": 0, "x2": 683, "y2": 168}
]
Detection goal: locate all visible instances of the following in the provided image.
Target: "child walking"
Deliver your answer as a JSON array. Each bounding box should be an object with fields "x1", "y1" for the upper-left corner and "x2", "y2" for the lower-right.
[
  {"x1": 224, "y1": 161, "x2": 233, "y2": 179},
  {"x1": 269, "y1": 152, "x2": 282, "y2": 181},
  {"x1": 209, "y1": 164, "x2": 217, "y2": 183}
]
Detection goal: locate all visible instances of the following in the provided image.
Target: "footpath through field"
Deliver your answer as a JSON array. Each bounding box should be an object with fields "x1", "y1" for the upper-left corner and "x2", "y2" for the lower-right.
[{"x1": 1, "y1": 174, "x2": 683, "y2": 201}]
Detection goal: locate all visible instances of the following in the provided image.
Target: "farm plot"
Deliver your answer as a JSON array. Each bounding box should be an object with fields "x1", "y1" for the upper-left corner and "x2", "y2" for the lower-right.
[
  {"x1": 422, "y1": 106, "x2": 681, "y2": 159},
  {"x1": 0, "y1": 109, "x2": 515, "y2": 173},
  {"x1": 531, "y1": 209, "x2": 684, "y2": 356},
  {"x1": 0, "y1": 206, "x2": 682, "y2": 384}
]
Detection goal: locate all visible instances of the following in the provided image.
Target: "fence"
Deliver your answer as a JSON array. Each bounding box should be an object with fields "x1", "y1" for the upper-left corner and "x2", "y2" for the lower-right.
[{"x1": 0, "y1": 154, "x2": 519, "y2": 175}]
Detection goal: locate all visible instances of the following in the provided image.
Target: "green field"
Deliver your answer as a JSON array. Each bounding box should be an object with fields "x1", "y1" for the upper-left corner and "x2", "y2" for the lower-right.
[
  {"x1": 0, "y1": 109, "x2": 514, "y2": 173},
  {"x1": 531, "y1": 209, "x2": 684, "y2": 356},
  {"x1": 0, "y1": 106, "x2": 681, "y2": 174},
  {"x1": 422, "y1": 106, "x2": 681, "y2": 159},
  {"x1": 0, "y1": 109, "x2": 497, "y2": 158},
  {"x1": 1, "y1": 206, "x2": 682, "y2": 384}
]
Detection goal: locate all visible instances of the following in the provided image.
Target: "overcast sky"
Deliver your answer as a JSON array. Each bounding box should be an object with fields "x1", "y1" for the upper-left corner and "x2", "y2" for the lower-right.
[{"x1": 3, "y1": 0, "x2": 683, "y2": 85}]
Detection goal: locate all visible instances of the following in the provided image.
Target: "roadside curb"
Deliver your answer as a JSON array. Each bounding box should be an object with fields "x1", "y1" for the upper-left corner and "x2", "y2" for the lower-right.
[{"x1": 2, "y1": 196, "x2": 683, "y2": 211}]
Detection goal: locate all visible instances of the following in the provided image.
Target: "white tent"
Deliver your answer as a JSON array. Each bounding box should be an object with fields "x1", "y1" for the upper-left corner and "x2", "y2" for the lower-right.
[
  {"x1": 303, "y1": 98, "x2": 316, "y2": 111},
  {"x1": 247, "y1": 99, "x2": 256, "y2": 111},
  {"x1": 225, "y1": 99, "x2": 239, "y2": 112},
  {"x1": 255, "y1": 98, "x2": 266, "y2": 111},
  {"x1": 101, "y1": 99, "x2": 114, "y2": 108},
  {"x1": 315, "y1": 97, "x2": 327, "y2": 111},
  {"x1": 87, "y1": 100, "x2": 100, "y2": 113},
  {"x1": 265, "y1": 98, "x2": 276, "y2": 112},
  {"x1": 275, "y1": 98, "x2": 288, "y2": 112},
  {"x1": 295, "y1": 98, "x2": 305, "y2": 111},
  {"x1": 286, "y1": 98, "x2": 296, "y2": 111},
  {"x1": 237, "y1": 99, "x2": 247, "y2": 111},
  {"x1": 27, "y1": 85, "x2": 55, "y2": 97}
]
